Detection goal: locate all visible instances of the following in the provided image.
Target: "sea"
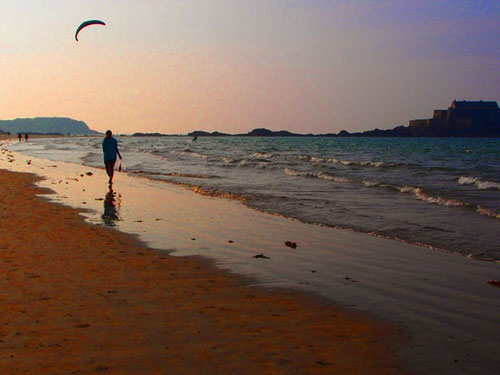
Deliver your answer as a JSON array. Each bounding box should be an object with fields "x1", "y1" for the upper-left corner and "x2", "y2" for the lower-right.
[{"x1": 10, "y1": 136, "x2": 500, "y2": 261}]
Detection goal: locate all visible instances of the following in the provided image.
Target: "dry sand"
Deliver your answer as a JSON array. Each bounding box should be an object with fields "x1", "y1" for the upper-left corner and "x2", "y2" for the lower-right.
[{"x1": 0, "y1": 169, "x2": 408, "y2": 374}]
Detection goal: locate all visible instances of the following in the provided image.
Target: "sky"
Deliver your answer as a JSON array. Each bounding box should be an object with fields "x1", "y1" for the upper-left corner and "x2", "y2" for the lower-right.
[{"x1": 0, "y1": 0, "x2": 499, "y2": 134}]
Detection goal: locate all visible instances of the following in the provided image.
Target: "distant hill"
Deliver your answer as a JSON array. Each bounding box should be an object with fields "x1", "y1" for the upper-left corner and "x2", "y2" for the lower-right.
[
  {"x1": 187, "y1": 130, "x2": 230, "y2": 137},
  {"x1": 238, "y1": 128, "x2": 304, "y2": 137},
  {"x1": 131, "y1": 132, "x2": 170, "y2": 137},
  {"x1": 0, "y1": 117, "x2": 100, "y2": 135},
  {"x1": 187, "y1": 129, "x2": 304, "y2": 137}
]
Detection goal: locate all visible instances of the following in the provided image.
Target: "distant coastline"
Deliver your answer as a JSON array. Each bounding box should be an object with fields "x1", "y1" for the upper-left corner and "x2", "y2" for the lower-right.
[
  {"x1": 137, "y1": 100, "x2": 500, "y2": 138},
  {"x1": 2, "y1": 100, "x2": 498, "y2": 138}
]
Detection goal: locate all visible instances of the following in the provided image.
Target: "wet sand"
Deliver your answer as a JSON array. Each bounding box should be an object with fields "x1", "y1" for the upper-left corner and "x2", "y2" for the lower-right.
[{"x1": 0, "y1": 168, "x2": 407, "y2": 373}]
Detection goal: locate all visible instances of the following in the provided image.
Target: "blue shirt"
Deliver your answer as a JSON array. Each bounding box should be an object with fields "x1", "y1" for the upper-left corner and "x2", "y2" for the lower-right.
[{"x1": 102, "y1": 136, "x2": 119, "y2": 161}]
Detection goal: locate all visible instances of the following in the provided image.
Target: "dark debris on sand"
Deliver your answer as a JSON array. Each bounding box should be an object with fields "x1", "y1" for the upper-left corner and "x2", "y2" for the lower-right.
[{"x1": 253, "y1": 254, "x2": 270, "y2": 259}]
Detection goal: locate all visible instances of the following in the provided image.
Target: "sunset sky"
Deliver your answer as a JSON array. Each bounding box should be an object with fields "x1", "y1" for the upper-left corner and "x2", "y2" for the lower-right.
[{"x1": 1, "y1": 0, "x2": 499, "y2": 134}]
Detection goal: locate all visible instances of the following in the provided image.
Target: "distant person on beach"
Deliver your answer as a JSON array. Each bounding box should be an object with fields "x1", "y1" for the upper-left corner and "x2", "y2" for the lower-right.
[
  {"x1": 25, "y1": 133, "x2": 29, "y2": 142},
  {"x1": 102, "y1": 130, "x2": 122, "y2": 184},
  {"x1": 18, "y1": 134, "x2": 22, "y2": 142}
]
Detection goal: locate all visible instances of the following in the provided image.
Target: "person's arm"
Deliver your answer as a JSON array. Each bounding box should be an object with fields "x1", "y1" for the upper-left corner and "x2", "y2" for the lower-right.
[{"x1": 115, "y1": 140, "x2": 122, "y2": 159}]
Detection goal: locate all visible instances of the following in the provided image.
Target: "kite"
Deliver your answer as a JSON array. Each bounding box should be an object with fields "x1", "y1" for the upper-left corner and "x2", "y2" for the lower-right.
[{"x1": 75, "y1": 20, "x2": 106, "y2": 41}]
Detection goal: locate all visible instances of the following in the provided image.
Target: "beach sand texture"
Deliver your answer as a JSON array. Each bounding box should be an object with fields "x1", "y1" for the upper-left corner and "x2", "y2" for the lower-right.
[{"x1": 0, "y1": 169, "x2": 407, "y2": 374}]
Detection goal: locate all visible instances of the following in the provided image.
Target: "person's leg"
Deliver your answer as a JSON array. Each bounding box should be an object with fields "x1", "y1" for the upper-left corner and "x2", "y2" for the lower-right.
[{"x1": 104, "y1": 160, "x2": 116, "y2": 183}]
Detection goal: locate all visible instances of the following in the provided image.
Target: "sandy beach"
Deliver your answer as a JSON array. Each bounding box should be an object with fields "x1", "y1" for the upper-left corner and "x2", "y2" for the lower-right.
[
  {"x1": 0, "y1": 167, "x2": 407, "y2": 373},
  {"x1": 1, "y1": 141, "x2": 499, "y2": 374}
]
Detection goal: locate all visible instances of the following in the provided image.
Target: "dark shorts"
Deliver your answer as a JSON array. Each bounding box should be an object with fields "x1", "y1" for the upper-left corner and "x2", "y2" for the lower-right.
[{"x1": 104, "y1": 159, "x2": 116, "y2": 170}]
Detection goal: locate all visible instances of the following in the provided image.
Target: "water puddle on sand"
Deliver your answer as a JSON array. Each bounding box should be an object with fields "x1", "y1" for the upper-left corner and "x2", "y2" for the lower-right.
[{"x1": 1, "y1": 145, "x2": 499, "y2": 375}]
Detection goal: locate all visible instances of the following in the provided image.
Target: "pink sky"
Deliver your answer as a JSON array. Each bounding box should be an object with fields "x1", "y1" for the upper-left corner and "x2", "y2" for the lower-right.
[{"x1": 0, "y1": 0, "x2": 499, "y2": 134}]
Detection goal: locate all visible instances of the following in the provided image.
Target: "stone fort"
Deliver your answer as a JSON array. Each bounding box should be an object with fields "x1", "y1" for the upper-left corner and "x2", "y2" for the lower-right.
[{"x1": 409, "y1": 100, "x2": 500, "y2": 136}]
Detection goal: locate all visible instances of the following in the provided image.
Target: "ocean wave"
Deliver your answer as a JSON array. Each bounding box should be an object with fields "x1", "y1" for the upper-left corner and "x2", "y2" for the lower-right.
[
  {"x1": 251, "y1": 152, "x2": 272, "y2": 159},
  {"x1": 381, "y1": 184, "x2": 470, "y2": 207},
  {"x1": 408, "y1": 188, "x2": 469, "y2": 207},
  {"x1": 310, "y1": 156, "x2": 324, "y2": 163},
  {"x1": 130, "y1": 170, "x2": 216, "y2": 179},
  {"x1": 79, "y1": 152, "x2": 99, "y2": 163},
  {"x1": 476, "y1": 206, "x2": 500, "y2": 220},
  {"x1": 144, "y1": 150, "x2": 169, "y2": 161},
  {"x1": 300, "y1": 155, "x2": 397, "y2": 168},
  {"x1": 159, "y1": 180, "x2": 247, "y2": 201},
  {"x1": 362, "y1": 180, "x2": 474, "y2": 208},
  {"x1": 362, "y1": 179, "x2": 500, "y2": 220},
  {"x1": 362, "y1": 180, "x2": 391, "y2": 188},
  {"x1": 284, "y1": 168, "x2": 351, "y2": 183},
  {"x1": 458, "y1": 176, "x2": 500, "y2": 190},
  {"x1": 170, "y1": 150, "x2": 208, "y2": 159},
  {"x1": 128, "y1": 172, "x2": 246, "y2": 200}
]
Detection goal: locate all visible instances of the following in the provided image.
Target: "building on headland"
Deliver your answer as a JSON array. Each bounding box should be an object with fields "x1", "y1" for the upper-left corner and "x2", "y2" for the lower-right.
[{"x1": 409, "y1": 100, "x2": 500, "y2": 137}]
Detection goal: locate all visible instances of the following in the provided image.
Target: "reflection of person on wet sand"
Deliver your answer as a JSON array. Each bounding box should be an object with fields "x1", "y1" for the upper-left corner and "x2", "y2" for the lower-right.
[
  {"x1": 102, "y1": 130, "x2": 122, "y2": 185},
  {"x1": 102, "y1": 188, "x2": 120, "y2": 226}
]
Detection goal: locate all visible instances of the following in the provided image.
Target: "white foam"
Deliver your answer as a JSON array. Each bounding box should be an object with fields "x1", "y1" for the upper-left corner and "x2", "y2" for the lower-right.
[
  {"x1": 327, "y1": 158, "x2": 391, "y2": 168},
  {"x1": 458, "y1": 176, "x2": 500, "y2": 190},
  {"x1": 172, "y1": 150, "x2": 208, "y2": 159},
  {"x1": 477, "y1": 206, "x2": 500, "y2": 220},
  {"x1": 399, "y1": 185, "x2": 470, "y2": 207},
  {"x1": 251, "y1": 152, "x2": 271, "y2": 159},
  {"x1": 310, "y1": 156, "x2": 325, "y2": 163},
  {"x1": 284, "y1": 168, "x2": 351, "y2": 183},
  {"x1": 362, "y1": 180, "x2": 384, "y2": 187}
]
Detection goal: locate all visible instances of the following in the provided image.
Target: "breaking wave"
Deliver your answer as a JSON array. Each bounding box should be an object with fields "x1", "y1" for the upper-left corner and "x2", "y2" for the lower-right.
[
  {"x1": 458, "y1": 176, "x2": 500, "y2": 190},
  {"x1": 130, "y1": 170, "x2": 216, "y2": 179},
  {"x1": 476, "y1": 206, "x2": 500, "y2": 220},
  {"x1": 284, "y1": 168, "x2": 352, "y2": 183},
  {"x1": 299, "y1": 155, "x2": 398, "y2": 168},
  {"x1": 400, "y1": 186, "x2": 470, "y2": 207},
  {"x1": 362, "y1": 180, "x2": 472, "y2": 208},
  {"x1": 252, "y1": 152, "x2": 272, "y2": 159},
  {"x1": 362, "y1": 180, "x2": 499, "y2": 220},
  {"x1": 170, "y1": 149, "x2": 209, "y2": 159}
]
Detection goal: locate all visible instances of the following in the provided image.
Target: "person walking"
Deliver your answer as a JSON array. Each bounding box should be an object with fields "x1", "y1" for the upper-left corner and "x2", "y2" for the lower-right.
[{"x1": 102, "y1": 130, "x2": 122, "y2": 185}]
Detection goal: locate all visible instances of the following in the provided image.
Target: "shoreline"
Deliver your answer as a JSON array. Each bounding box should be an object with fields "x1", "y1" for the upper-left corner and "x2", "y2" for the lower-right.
[
  {"x1": 8, "y1": 135, "x2": 500, "y2": 262},
  {"x1": 2, "y1": 144, "x2": 500, "y2": 374},
  {"x1": 0, "y1": 168, "x2": 408, "y2": 374}
]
